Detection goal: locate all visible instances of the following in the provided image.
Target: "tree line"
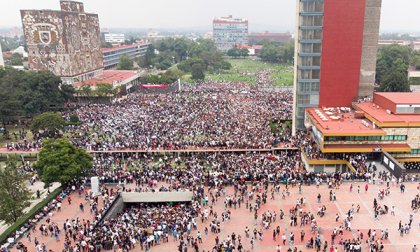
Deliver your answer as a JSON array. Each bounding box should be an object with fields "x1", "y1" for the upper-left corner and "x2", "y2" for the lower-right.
[
  {"x1": 258, "y1": 40, "x2": 295, "y2": 64},
  {"x1": 139, "y1": 38, "x2": 231, "y2": 80},
  {"x1": 375, "y1": 44, "x2": 420, "y2": 92},
  {"x1": 0, "y1": 67, "x2": 74, "y2": 135}
]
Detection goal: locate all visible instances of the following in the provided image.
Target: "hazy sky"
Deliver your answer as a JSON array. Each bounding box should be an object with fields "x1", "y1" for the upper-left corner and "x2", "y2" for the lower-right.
[{"x1": 1, "y1": 0, "x2": 419, "y2": 33}]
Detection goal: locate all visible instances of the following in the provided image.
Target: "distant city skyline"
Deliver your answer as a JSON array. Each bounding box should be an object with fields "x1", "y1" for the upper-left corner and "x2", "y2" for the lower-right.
[{"x1": 0, "y1": 0, "x2": 419, "y2": 33}]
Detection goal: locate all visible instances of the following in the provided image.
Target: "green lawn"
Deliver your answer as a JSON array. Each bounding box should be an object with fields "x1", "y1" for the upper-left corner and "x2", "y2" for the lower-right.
[{"x1": 205, "y1": 58, "x2": 294, "y2": 86}]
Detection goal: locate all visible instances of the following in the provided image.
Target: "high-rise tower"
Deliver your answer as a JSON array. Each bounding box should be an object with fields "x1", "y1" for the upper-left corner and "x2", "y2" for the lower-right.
[{"x1": 292, "y1": 0, "x2": 382, "y2": 132}]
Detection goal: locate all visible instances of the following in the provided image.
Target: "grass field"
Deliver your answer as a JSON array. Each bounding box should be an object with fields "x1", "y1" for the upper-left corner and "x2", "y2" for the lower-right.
[{"x1": 205, "y1": 58, "x2": 294, "y2": 86}]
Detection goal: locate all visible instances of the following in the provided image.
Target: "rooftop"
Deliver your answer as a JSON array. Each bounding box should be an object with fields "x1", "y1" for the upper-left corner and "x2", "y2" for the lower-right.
[
  {"x1": 306, "y1": 107, "x2": 385, "y2": 136},
  {"x1": 374, "y1": 92, "x2": 420, "y2": 105},
  {"x1": 73, "y1": 70, "x2": 138, "y2": 87},
  {"x1": 101, "y1": 42, "x2": 149, "y2": 53},
  {"x1": 355, "y1": 101, "x2": 420, "y2": 126}
]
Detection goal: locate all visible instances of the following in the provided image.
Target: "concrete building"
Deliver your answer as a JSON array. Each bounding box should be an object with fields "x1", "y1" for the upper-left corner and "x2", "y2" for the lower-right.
[
  {"x1": 73, "y1": 70, "x2": 141, "y2": 93},
  {"x1": 304, "y1": 92, "x2": 420, "y2": 175},
  {"x1": 213, "y1": 15, "x2": 248, "y2": 52},
  {"x1": 248, "y1": 31, "x2": 291, "y2": 44},
  {"x1": 102, "y1": 42, "x2": 150, "y2": 69},
  {"x1": 0, "y1": 43, "x2": 4, "y2": 67},
  {"x1": 104, "y1": 33, "x2": 125, "y2": 44},
  {"x1": 293, "y1": 0, "x2": 382, "y2": 131},
  {"x1": 21, "y1": 1, "x2": 103, "y2": 84}
]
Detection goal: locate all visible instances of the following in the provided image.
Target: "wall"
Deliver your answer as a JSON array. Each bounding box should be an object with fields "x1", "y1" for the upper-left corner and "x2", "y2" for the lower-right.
[
  {"x1": 319, "y1": 0, "x2": 366, "y2": 107},
  {"x1": 358, "y1": 0, "x2": 382, "y2": 98},
  {"x1": 373, "y1": 93, "x2": 396, "y2": 113},
  {"x1": 382, "y1": 127, "x2": 420, "y2": 149},
  {"x1": 21, "y1": 3, "x2": 103, "y2": 78}
]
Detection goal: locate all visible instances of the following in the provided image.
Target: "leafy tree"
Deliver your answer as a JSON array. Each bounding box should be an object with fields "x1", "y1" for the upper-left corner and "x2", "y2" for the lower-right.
[
  {"x1": 79, "y1": 84, "x2": 93, "y2": 97},
  {"x1": 227, "y1": 48, "x2": 240, "y2": 58},
  {"x1": 0, "y1": 160, "x2": 32, "y2": 224},
  {"x1": 162, "y1": 68, "x2": 184, "y2": 83},
  {"x1": 376, "y1": 44, "x2": 412, "y2": 84},
  {"x1": 0, "y1": 68, "x2": 21, "y2": 137},
  {"x1": 379, "y1": 59, "x2": 411, "y2": 92},
  {"x1": 157, "y1": 59, "x2": 172, "y2": 70},
  {"x1": 69, "y1": 114, "x2": 80, "y2": 124},
  {"x1": 239, "y1": 48, "x2": 249, "y2": 58},
  {"x1": 259, "y1": 40, "x2": 294, "y2": 64},
  {"x1": 178, "y1": 60, "x2": 193, "y2": 72},
  {"x1": 31, "y1": 112, "x2": 66, "y2": 136},
  {"x1": 191, "y1": 63, "x2": 205, "y2": 80},
  {"x1": 34, "y1": 138, "x2": 92, "y2": 187},
  {"x1": 0, "y1": 68, "x2": 73, "y2": 136},
  {"x1": 412, "y1": 55, "x2": 420, "y2": 70},
  {"x1": 4, "y1": 53, "x2": 23, "y2": 66},
  {"x1": 117, "y1": 54, "x2": 134, "y2": 70},
  {"x1": 95, "y1": 83, "x2": 116, "y2": 97}
]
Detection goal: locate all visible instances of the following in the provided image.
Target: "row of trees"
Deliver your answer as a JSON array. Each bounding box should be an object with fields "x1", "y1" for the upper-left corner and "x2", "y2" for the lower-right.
[
  {"x1": 0, "y1": 67, "x2": 74, "y2": 136},
  {"x1": 227, "y1": 48, "x2": 249, "y2": 58},
  {"x1": 259, "y1": 40, "x2": 294, "y2": 64},
  {"x1": 140, "y1": 38, "x2": 231, "y2": 80},
  {"x1": 78, "y1": 83, "x2": 119, "y2": 97},
  {"x1": 375, "y1": 44, "x2": 420, "y2": 92}
]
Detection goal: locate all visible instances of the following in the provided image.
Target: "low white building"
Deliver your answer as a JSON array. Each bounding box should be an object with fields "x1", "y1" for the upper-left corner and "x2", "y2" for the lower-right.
[
  {"x1": 104, "y1": 33, "x2": 126, "y2": 44},
  {"x1": 11, "y1": 46, "x2": 28, "y2": 58}
]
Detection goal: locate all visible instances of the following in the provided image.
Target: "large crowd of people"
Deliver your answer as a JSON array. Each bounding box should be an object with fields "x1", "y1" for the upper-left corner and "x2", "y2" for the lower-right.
[{"x1": 1, "y1": 79, "x2": 419, "y2": 252}]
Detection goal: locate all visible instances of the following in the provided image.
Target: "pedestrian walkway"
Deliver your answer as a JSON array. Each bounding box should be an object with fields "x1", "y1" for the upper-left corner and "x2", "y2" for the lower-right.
[{"x1": 0, "y1": 181, "x2": 60, "y2": 235}]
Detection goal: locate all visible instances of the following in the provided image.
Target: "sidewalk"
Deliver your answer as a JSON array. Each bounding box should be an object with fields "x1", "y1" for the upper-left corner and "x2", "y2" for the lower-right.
[{"x1": 0, "y1": 181, "x2": 60, "y2": 235}]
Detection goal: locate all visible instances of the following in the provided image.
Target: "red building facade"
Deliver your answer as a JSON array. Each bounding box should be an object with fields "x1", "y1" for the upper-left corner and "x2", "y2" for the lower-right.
[{"x1": 293, "y1": 0, "x2": 382, "y2": 130}]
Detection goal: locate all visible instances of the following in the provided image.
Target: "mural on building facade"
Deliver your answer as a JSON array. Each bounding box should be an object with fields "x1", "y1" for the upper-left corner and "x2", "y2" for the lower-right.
[{"x1": 21, "y1": 1, "x2": 103, "y2": 78}]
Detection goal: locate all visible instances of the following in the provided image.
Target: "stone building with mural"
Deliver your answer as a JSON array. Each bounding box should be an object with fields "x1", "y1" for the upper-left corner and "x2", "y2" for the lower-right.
[{"x1": 21, "y1": 1, "x2": 103, "y2": 84}]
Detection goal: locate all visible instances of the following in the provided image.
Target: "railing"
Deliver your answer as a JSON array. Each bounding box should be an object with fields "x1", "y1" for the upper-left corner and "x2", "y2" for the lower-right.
[{"x1": 301, "y1": 149, "x2": 356, "y2": 173}]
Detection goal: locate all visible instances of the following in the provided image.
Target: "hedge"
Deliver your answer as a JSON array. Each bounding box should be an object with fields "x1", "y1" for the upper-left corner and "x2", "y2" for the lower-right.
[
  {"x1": 0, "y1": 186, "x2": 62, "y2": 245},
  {"x1": 409, "y1": 77, "x2": 420, "y2": 85}
]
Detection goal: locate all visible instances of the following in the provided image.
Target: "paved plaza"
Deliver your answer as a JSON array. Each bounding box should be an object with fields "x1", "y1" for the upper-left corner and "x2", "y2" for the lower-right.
[{"x1": 11, "y1": 181, "x2": 419, "y2": 252}]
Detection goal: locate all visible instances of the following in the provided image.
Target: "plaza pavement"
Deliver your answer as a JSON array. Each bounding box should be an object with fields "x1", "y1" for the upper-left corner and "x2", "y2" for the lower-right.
[{"x1": 10, "y1": 181, "x2": 420, "y2": 252}]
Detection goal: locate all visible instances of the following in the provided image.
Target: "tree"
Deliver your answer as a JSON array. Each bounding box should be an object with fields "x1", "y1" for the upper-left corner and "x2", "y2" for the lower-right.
[
  {"x1": 79, "y1": 84, "x2": 93, "y2": 97},
  {"x1": 191, "y1": 63, "x2": 205, "y2": 80},
  {"x1": 34, "y1": 138, "x2": 92, "y2": 187},
  {"x1": 95, "y1": 83, "x2": 116, "y2": 97},
  {"x1": 117, "y1": 54, "x2": 134, "y2": 70},
  {"x1": 239, "y1": 48, "x2": 249, "y2": 58},
  {"x1": 227, "y1": 48, "x2": 240, "y2": 58},
  {"x1": 0, "y1": 160, "x2": 32, "y2": 224},
  {"x1": 379, "y1": 59, "x2": 411, "y2": 92},
  {"x1": 31, "y1": 112, "x2": 66, "y2": 136},
  {"x1": 259, "y1": 40, "x2": 294, "y2": 64},
  {"x1": 157, "y1": 59, "x2": 172, "y2": 70},
  {"x1": 5, "y1": 53, "x2": 23, "y2": 66},
  {"x1": 376, "y1": 44, "x2": 412, "y2": 84},
  {"x1": 0, "y1": 68, "x2": 21, "y2": 137},
  {"x1": 412, "y1": 55, "x2": 420, "y2": 70}
]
